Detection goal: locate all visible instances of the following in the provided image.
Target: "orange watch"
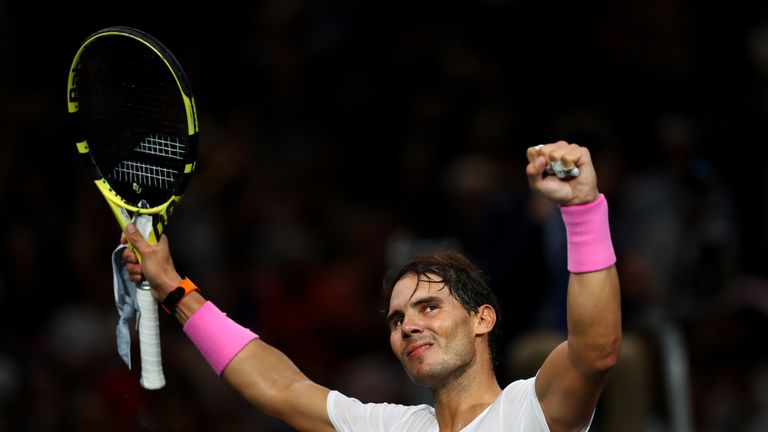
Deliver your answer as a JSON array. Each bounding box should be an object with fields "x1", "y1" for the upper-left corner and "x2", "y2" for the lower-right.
[{"x1": 161, "y1": 277, "x2": 199, "y2": 315}]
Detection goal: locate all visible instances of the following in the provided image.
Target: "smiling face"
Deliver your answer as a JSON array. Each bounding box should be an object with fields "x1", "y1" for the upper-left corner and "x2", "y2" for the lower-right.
[{"x1": 387, "y1": 273, "x2": 479, "y2": 389}]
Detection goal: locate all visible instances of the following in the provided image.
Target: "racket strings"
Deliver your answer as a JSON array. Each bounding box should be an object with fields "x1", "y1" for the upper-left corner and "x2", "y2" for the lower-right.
[
  {"x1": 137, "y1": 134, "x2": 186, "y2": 160},
  {"x1": 73, "y1": 32, "x2": 197, "y2": 206},
  {"x1": 112, "y1": 160, "x2": 178, "y2": 189}
]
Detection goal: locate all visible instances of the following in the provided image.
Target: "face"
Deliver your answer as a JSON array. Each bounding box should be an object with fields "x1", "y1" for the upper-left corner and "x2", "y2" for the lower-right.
[{"x1": 387, "y1": 273, "x2": 478, "y2": 389}]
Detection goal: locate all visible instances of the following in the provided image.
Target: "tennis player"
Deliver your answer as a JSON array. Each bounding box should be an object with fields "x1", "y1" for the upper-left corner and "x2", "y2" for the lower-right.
[{"x1": 122, "y1": 141, "x2": 621, "y2": 431}]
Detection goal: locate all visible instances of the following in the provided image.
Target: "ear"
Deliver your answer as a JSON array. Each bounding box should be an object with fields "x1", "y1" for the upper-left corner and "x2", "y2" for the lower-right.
[{"x1": 473, "y1": 304, "x2": 496, "y2": 336}]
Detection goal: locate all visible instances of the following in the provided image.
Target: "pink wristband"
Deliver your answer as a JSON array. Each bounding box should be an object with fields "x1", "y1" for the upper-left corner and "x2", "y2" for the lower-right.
[
  {"x1": 559, "y1": 193, "x2": 616, "y2": 273},
  {"x1": 183, "y1": 301, "x2": 259, "y2": 376}
]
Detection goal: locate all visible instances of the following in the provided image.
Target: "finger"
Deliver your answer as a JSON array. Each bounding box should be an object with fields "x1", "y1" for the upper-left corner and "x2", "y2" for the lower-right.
[
  {"x1": 563, "y1": 159, "x2": 576, "y2": 170},
  {"x1": 526, "y1": 144, "x2": 551, "y2": 177},
  {"x1": 122, "y1": 247, "x2": 138, "y2": 264},
  {"x1": 526, "y1": 155, "x2": 547, "y2": 176},
  {"x1": 124, "y1": 223, "x2": 150, "y2": 253},
  {"x1": 126, "y1": 262, "x2": 143, "y2": 277},
  {"x1": 549, "y1": 160, "x2": 581, "y2": 180},
  {"x1": 120, "y1": 233, "x2": 128, "y2": 245},
  {"x1": 546, "y1": 143, "x2": 582, "y2": 169},
  {"x1": 526, "y1": 154, "x2": 548, "y2": 189},
  {"x1": 526, "y1": 145, "x2": 544, "y2": 164},
  {"x1": 559, "y1": 145, "x2": 592, "y2": 175}
]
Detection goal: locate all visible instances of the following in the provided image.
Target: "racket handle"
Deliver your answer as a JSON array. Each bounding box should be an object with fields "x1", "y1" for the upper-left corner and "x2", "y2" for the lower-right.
[{"x1": 137, "y1": 282, "x2": 166, "y2": 390}]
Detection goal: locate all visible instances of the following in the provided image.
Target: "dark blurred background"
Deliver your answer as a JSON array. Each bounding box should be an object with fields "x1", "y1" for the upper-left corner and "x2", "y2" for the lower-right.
[{"x1": 2, "y1": 1, "x2": 768, "y2": 431}]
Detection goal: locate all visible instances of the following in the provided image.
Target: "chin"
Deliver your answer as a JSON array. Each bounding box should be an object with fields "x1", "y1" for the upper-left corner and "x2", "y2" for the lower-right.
[
  {"x1": 406, "y1": 362, "x2": 448, "y2": 388},
  {"x1": 407, "y1": 371, "x2": 436, "y2": 388}
]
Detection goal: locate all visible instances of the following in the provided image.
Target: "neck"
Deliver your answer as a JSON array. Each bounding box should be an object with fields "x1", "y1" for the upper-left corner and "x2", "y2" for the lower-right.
[{"x1": 432, "y1": 354, "x2": 501, "y2": 432}]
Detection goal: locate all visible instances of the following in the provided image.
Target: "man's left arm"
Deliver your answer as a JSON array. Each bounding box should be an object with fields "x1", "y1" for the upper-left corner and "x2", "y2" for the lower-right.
[
  {"x1": 537, "y1": 266, "x2": 621, "y2": 431},
  {"x1": 525, "y1": 142, "x2": 622, "y2": 432}
]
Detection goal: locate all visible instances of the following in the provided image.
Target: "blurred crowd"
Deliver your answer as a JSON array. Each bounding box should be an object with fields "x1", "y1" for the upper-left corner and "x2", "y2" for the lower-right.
[{"x1": 2, "y1": 1, "x2": 768, "y2": 431}]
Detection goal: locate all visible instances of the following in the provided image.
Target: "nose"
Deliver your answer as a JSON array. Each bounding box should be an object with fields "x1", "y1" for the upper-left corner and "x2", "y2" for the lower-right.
[{"x1": 401, "y1": 314, "x2": 423, "y2": 338}]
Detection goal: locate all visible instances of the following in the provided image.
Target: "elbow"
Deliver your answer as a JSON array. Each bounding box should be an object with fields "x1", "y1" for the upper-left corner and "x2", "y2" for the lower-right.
[
  {"x1": 590, "y1": 333, "x2": 622, "y2": 376},
  {"x1": 261, "y1": 378, "x2": 313, "y2": 420},
  {"x1": 573, "y1": 332, "x2": 622, "y2": 378}
]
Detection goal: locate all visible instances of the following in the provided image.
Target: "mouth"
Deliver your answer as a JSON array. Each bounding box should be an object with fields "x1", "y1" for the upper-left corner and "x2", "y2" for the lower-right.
[{"x1": 406, "y1": 343, "x2": 432, "y2": 359}]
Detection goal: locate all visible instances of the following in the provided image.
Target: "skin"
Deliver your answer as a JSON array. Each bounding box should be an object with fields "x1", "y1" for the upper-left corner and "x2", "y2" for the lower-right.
[
  {"x1": 525, "y1": 141, "x2": 622, "y2": 432},
  {"x1": 387, "y1": 273, "x2": 500, "y2": 430},
  {"x1": 122, "y1": 140, "x2": 621, "y2": 432}
]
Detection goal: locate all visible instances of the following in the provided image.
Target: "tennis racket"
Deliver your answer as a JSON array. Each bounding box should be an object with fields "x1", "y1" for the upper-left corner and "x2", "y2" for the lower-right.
[{"x1": 67, "y1": 26, "x2": 199, "y2": 390}]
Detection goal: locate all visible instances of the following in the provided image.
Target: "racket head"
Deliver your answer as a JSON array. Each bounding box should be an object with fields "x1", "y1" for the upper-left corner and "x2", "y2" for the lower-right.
[{"x1": 68, "y1": 26, "x2": 198, "y2": 242}]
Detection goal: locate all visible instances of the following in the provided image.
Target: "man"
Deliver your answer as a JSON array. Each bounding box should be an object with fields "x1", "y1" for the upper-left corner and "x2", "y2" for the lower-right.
[{"x1": 122, "y1": 141, "x2": 621, "y2": 431}]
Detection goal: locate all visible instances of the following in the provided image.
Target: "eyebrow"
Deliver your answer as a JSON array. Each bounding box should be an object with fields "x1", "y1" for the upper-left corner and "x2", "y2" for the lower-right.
[{"x1": 386, "y1": 295, "x2": 444, "y2": 325}]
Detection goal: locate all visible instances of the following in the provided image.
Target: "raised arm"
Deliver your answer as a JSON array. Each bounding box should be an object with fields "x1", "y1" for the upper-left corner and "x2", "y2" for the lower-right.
[
  {"x1": 122, "y1": 225, "x2": 334, "y2": 432},
  {"x1": 525, "y1": 141, "x2": 622, "y2": 432}
]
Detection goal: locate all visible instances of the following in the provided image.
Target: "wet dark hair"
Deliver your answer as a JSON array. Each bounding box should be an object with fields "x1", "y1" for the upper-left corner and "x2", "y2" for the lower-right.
[{"x1": 383, "y1": 250, "x2": 502, "y2": 366}]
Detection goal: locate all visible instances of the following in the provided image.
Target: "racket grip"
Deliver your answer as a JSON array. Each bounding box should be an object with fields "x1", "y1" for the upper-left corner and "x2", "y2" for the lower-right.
[{"x1": 137, "y1": 283, "x2": 166, "y2": 390}]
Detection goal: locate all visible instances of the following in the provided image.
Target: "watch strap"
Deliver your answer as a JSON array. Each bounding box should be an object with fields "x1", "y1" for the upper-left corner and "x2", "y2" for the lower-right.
[{"x1": 161, "y1": 277, "x2": 199, "y2": 315}]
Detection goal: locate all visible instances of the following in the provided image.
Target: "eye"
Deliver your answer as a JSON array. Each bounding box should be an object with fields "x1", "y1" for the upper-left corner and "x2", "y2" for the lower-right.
[
  {"x1": 390, "y1": 316, "x2": 403, "y2": 329},
  {"x1": 424, "y1": 304, "x2": 438, "y2": 314}
]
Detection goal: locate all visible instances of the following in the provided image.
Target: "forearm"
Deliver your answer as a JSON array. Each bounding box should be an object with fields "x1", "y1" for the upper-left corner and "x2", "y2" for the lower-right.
[
  {"x1": 176, "y1": 295, "x2": 332, "y2": 431},
  {"x1": 222, "y1": 341, "x2": 332, "y2": 430},
  {"x1": 560, "y1": 194, "x2": 622, "y2": 376},
  {"x1": 567, "y1": 267, "x2": 622, "y2": 376},
  {"x1": 123, "y1": 232, "x2": 333, "y2": 430}
]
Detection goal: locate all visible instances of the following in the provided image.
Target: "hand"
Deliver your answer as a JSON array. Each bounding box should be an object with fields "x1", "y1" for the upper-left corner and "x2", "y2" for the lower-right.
[
  {"x1": 121, "y1": 224, "x2": 182, "y2": 301},
  {"x1": 526, "y1": 141, "x2": 599, "y2": 206}
]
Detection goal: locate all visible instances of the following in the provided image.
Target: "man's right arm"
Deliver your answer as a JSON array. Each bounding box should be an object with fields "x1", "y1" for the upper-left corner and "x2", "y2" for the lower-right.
[
  {"x1": 221, "y1": 337, "x2": 334, "y2": 432},
  {"x1": 123, "y1": 225, "x2": 335, "y2": 432}
]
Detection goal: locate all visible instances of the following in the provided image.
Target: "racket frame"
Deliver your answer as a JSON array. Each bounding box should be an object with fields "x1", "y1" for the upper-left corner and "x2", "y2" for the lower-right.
[{"x1": 68, "y1": 26, "x2": 199, "y2": 390}]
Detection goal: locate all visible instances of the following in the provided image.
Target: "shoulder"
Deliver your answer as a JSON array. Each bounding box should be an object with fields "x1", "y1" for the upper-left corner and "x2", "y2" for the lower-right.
[
  {"x1": 498, "y1": 377, "x2": 550, "y2": 430},
  {"x1": 327, "y1": 390, "x2": 437, "y2": 432},
  {"x1": 493, "y1": 376, "x2": 592, "y2": 431},
  {"x1": 459, "y1": 377, "x2": 549, "y2": 431},
  {"x1": 500, "y1": 376, "x2": 538, "y2": 401}
]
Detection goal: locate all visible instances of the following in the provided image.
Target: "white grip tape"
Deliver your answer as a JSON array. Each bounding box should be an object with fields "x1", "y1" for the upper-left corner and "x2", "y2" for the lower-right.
[
  {"x1": 137, "y1": 283, "x2": 166, "y2": 389},
  {"x1": 132, "y1": 212, "x2": 165, "y2": 389}
]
